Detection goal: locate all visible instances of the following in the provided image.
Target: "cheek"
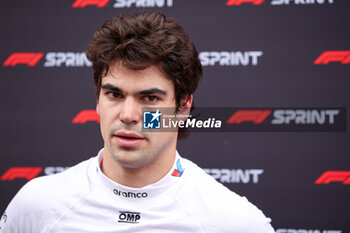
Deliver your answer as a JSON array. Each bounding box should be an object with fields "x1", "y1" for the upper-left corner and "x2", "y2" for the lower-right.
[
  {"x1": 99, "y1": 105, "x2": 119, "y2": 130},
  {"x1": 98, "y1": 107, "x2": 111, "y2": 135},
  {"x1": 99, "y1": 116, "x2": 107, "y2": 140},
  {"x1": 152, "y1": 132, "x2": 175, "y2": 144},
  {"x1": 99, "y1": 111, "x2": 111, "y2": 129},
  {"x1": 98, "y1": 101, "x2": 112, "y2": 120}
]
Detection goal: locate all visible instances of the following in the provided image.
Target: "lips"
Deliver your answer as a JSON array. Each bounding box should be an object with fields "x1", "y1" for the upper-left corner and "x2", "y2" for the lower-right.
[{"x1": 113, "y1": 131, "x2": 145, "y2": 148}]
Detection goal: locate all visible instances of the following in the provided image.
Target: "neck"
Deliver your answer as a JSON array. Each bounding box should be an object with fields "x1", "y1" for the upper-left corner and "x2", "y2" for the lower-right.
[{"x1": 101, "y1": 146, "x2": 177, "y2": 188}]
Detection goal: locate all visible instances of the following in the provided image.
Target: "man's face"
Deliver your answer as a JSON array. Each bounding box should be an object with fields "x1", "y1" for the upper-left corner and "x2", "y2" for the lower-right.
[{"x1": 96, "y1": 61, "x2": 179, "y2": 169}]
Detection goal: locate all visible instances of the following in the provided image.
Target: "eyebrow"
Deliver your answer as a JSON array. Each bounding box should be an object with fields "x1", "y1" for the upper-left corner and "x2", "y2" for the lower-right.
[
  {"x1": 101, "y1": 83, "x2": 167, "y2": 96},
  {"x1": 101, "y1": 84, "x2": 122, "y2": 93},
  {"x1": 137, "y1": 88, "x2": 167, "y2": 96}
]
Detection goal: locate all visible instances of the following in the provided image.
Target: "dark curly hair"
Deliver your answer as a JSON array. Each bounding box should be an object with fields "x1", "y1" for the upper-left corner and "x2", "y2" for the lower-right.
[{"x1": 86, "y1": 11, "x2": 202, "y2": 138}]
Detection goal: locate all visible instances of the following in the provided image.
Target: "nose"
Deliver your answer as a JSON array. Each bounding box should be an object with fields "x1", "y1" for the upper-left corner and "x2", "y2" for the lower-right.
[{"x1": 119, "y1": 96, "x2": 141, "y2": 125}]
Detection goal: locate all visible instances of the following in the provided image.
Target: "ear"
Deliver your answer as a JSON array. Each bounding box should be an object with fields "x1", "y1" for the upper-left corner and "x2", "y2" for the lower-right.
[
  {"x1": 178, "y1": 95, "x2": 193, "y2": 116},
  {"x1": 182, "y1": 95, "x2": 193, "y2": 109}
]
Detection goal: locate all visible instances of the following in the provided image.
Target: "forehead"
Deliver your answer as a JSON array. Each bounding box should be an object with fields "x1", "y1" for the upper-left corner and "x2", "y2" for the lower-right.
[{"x1": 102, "y1": 62, "x2": 174, "y2": 92}]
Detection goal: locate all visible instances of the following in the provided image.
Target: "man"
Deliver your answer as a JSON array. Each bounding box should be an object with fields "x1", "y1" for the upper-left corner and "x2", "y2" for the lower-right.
[{"x1": 0, "y1": 11, "x2": 275, "y2": 232}]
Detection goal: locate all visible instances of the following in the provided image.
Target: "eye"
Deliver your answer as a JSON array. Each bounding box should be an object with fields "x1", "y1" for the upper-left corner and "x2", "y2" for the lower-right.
[
  {"x1": 143, "y1": 95, "x2": 159, "y2": 103},
  {"x1": 106, "y1": 92, "x2": 122, "y2": 99}
]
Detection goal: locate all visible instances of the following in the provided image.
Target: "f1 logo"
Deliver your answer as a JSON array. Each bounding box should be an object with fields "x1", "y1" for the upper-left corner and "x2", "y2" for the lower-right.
[
  {"x1": 226, "y1": 0, "x2": 264, "y2": 5},
  {"x1": 72, "y1": 110, "x2": 100, "y2": 124},
  {"x1": 315, "y1": 171, "x2": 350, "y2": 185},
  {"x1": 3, "y1": 53, "x2": 44, "y2": 67},
  {"x1": 143, "y1": 110, "x2": 161, "y2": 129},
  {"x1": 227, "y1": 110, "x2": 271, "y2": 124},
  {"x1": 72, "y1": 0, "x2": 109, "y2": 7},
  {"x1": 314, "y1": 51, "x2": 350, "y2": 65},
  {"x1": 1, "y1": 167, "x2": 43, "y2": 181}
]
